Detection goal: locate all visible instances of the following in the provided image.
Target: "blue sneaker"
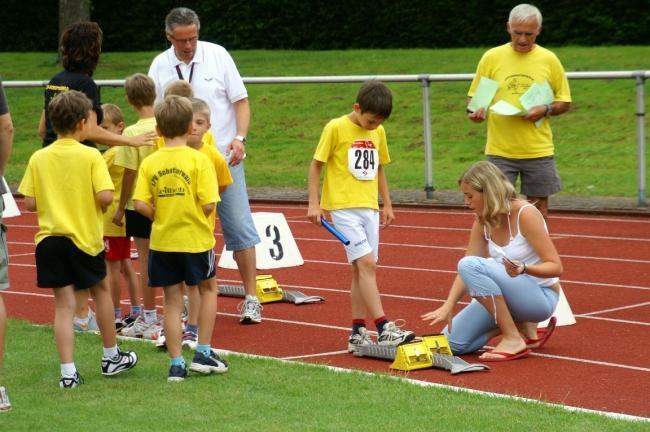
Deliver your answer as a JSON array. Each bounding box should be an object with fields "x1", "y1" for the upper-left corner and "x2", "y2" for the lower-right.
[
  {"x1": 167, "y1": 364, "x2": 188, "y2": 382},
  {"x1": 189, "y1": 351, "x2": 228, "y2": 375}
]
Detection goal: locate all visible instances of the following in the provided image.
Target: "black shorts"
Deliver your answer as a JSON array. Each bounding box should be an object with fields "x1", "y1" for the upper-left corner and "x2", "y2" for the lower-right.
[
  {"x1": 148, "y1": 249, "x2": 216, "y2": 287},
  {"x1": 125, "y1": 209, "x2": 152, "y2": 239},
  {"x1": 35, "y1": 236, "x2": 106, "y2": 290}
]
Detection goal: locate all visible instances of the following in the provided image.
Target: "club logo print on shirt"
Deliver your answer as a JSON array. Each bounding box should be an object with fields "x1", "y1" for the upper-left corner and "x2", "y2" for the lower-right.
[
  {"x1": 150, "y1": 167, "x2": 191, "y2": 198},
  {"x1": 347, "y1": 139, "x2": 378, "y2": 181}
]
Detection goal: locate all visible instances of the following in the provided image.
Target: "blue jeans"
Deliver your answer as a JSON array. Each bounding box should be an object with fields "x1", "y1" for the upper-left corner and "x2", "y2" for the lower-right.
[
  {"x1": 443, "y1": 256, "x2": 559, "y2": 354},
  {"x1": 216, "y1": 162, "x2": 260, "y2": 251}
]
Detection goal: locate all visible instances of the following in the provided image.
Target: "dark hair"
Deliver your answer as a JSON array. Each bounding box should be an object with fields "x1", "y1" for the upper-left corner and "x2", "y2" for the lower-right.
[
  {"x1": 125, "y1": 73, "x2": 156, "y2": 109},
  {"x1": 356, "y1": 80, "x2": 392, "y2": 119},
  {"x1": 154, "y1": 95, "x2": 193, "y2": 138},
  {"x1": 59, "y1": 22, "x2": 103, "y2": 76},
  {"x1": 48, "y1": 90, "x2": 92, "y2": 135}
]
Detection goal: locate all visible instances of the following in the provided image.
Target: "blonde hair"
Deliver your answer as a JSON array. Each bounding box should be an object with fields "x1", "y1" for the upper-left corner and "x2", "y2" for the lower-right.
[
  {"x1": 154, "y1": 95, "x2": 193, "y2": 138},
  {"x1": 459, "y1": 161, "x2": 517, "y2": 229},
  {"x1": 190, "y1": 97, "x2": 210, "y2": 119},
  {"x1": 125, "y1": 73, "x2": 156, "y2": 109},
  {"x1": 164, "y1": 80, "x2": 193, "y2": 98},
  {"x1": 101, "y1": 103, "x2": 123, "y2": 125}
]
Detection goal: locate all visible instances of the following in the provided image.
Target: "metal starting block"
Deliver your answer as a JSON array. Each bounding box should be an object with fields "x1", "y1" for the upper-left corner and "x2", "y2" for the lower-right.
[
  {"x1": 218, "y1": 275, "x2": 324, "y2": 305},
  {"x1": 353, "y1": 333, "x2": 489, "y2": 375}
]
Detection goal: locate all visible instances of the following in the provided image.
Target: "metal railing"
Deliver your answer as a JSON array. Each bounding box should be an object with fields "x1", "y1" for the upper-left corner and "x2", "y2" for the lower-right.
[{"x1": 6, "y1": 70, "x2": 649, "y2": 205}]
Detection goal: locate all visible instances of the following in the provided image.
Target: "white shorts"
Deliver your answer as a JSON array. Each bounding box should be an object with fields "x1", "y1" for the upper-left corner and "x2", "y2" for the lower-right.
[{"x1": 330, "y1": 208, "x2": 379, "y2": 263}]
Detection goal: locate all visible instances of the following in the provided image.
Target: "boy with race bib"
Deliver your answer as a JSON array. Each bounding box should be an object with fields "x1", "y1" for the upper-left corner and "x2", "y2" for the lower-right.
[{"x1": 307, "y1": 81, "x2": 415, "y2": 353}]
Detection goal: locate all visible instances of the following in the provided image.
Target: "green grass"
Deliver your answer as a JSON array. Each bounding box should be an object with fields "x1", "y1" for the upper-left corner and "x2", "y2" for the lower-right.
[
  {"x1": 0, "y1": 319, "x2": 647, "y2": 431},
  {"x1": 1, "y1": 47, "x2": 649, "y2": 197}
]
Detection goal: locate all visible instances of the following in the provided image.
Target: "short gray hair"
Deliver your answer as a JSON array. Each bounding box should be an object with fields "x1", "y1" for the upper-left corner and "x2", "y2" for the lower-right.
[
  {"x1": 509, "y1": 4, "x2": 542, "y2": 27},
  {"x1": 165, "y1": 7, "x2": 201, "y2": 34}
]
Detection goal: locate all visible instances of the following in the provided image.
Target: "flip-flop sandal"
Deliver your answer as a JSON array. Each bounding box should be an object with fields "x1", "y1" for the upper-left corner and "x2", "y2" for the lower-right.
[
  {"x1": 479, "y1": 348, "x2": 531, "y2": 362},
  {"x1": 525, "y1": 316, "x2": 557, "y2": 349}
]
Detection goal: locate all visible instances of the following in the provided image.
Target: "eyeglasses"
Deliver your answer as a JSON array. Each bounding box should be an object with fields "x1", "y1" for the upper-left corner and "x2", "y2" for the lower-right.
[{"x1": 168, "y1": 34, "x2": 198, "y2": 45}]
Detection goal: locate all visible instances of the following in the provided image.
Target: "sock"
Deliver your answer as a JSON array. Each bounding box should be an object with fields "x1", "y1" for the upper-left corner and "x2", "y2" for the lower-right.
[
  {"x1": 114, "y1": 308, "x2": 122, "y2": 320},
  {"x1": 170, "y1": 356, "x2": 186, "y2": 368},
  {"x1": 61, "y1": 362, "x2": 77, "y2": 377},
  {"x1": 130, "y1": 305, "x2": 142, "y2": 317},
  {"x1": 143, "y1": 309, "x2": 157, "y2": 325},
  {"x1": 186, "y1": 324, "x2": 198, "y2": 334},
  {"x1": 352, "y1": 319, "x2": 366, "y2": 335},
  {"x1": 374, "y1": 317, "x2": 388, "y2": 334},
  {"x1": 103, "y1": 345, "x2": 119, "y2": 360},
  {"x1": 73, "y1": 315, "x2": 89, "y2": 325},
  {"x1": 245, "y1": 294, "x2": 258, "y2": 302},
  {"x1": 196, "y1": 344, "x2": 211, "y2": 357}
]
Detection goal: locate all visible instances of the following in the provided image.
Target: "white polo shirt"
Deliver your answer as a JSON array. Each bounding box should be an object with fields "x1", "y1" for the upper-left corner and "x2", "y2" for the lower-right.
[{"x1": 148, "y1": 41, "x2": 248, "y2": 154}]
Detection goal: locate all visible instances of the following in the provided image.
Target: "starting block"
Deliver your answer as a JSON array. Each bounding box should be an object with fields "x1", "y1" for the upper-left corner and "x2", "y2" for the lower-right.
[
  {"x1": 354, "y1": 333, "x2": 490, "y2": 375},
  {"x1": 219, "y1": 275, "x2": 324, "y2": 305}
]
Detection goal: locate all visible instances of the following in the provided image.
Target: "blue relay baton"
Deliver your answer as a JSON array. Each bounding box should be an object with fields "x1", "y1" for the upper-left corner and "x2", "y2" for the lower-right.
[{"x1": 321, "y1": 219, "x2": 350, "y2": 245}]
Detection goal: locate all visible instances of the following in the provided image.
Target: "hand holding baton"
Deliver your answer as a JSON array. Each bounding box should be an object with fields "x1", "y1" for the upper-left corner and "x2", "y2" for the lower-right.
[{"x1": 321, "y1": 219, "x2": 350, "y2": 245}]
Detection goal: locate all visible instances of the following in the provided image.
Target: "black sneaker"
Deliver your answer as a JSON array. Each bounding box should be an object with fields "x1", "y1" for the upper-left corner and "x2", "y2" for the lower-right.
[
  {"x1": 189, "y1": 351, "x2": 229, "y2": 375},
  {"x1": 59, "y1": 372, "x2": 84, "y2": 388},
  {"x1": 168, "y1": 364, "x2": 188, "y2": 382},
  {"x1": 101, "y1": 348, "x2": 138, "y2": 376}
]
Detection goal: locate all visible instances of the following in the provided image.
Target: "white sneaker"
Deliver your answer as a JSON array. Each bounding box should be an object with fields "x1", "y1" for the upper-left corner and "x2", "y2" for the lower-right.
[
  {"x1": 377, "y1": 321, "x2": 415, "y2": 346},
  {"x1": 181, "y1": 330, "x2": 198, "y2": 350},
  {"x1": 347, "y1": 327, "x2": 373, "y2": 353},
  {"x1": 238, "y1": 295, "x2": 262, "y2": 324},
  {"x1": 121, "y1": 316, "x2": 149, "y2": 338},
  {"x1": 143, "y1": 318, "x2": 164, "y2": 341},
  {"x1": 0, "y1": 386, "x2": 11, "y2": 411},
  {"x1": 73, "y1": 309, "x2": 99, "y2": 333}
]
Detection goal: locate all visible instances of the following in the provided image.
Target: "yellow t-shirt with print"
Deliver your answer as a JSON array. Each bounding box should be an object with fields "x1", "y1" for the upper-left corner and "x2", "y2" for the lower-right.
[
  {"x1": 114, "y1": 117, "x2": 157, "y2": 210},
  {"x1": 102, "y1": 147, "x2": 127, "y2": 237},
  {"x1": 313, "y1": 115, "x2": 390, "y2": 211},
  {"x1": 468, "y1": 43, "x2": 572, "y2": 159},
  {"x1": 133, "y1": 146, "x2": 219, "y2": 253},
  {"x1": 18, "y1": 138, "x2": 114, "y2": 256},
  {"x1": 197, "y1": 142, "x2": 233, "y2": 230}
]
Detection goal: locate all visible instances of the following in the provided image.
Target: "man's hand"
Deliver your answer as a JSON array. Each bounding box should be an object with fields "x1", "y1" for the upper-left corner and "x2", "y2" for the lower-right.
[
  {"x1": 129, "y1": 131, "x2": 157, "y2": 147},
  {"x1": 523, "y1": 105, "x2": 548, "y2": 122},
  {"x1": 467, "y1": 107, "x2": 486, "y2": 123},
  {"x1": 226, "y1": 138, "x2": 246, "y2": 166}
]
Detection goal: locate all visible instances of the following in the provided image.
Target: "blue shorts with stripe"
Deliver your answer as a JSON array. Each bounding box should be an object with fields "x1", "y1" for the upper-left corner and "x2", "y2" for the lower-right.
[{"x1": 148, "y1": 249, "x2": 216, "y2": 287}]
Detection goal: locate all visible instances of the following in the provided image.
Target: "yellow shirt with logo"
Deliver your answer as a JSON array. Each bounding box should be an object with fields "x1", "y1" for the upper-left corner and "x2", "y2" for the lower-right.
[
  {"x1": 313, "y1": 115, "x2": 390, "y2": 211},
  {"x1": 133, "y1": 146, "x2": 219, "y2": 253},
  {"x1": 114, "y1": 117, "x2": 157, "y2": 210},
  {"x1": 468, "y1": 43, "x2": 572, "y2": 158},
  {"x1": 197, "y1": 142, "x2": 233, "y2": 230},
  {"x1": 18, "y1": 138, "x2": 114, "y2": 256},
  {"x1": 102, "y1": 147, "x2": 127, "y2": 237}
]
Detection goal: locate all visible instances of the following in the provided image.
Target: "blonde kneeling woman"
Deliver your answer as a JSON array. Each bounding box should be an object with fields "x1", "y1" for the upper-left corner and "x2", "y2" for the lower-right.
[{"x1": 422, "y1": 161, "x2": 562, "y2": 361}]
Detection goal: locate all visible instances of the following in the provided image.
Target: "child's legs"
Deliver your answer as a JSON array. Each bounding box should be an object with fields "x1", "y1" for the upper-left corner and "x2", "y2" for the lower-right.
[
  {"x1": 163, "y1": 284, "x2": 183, "y2": 358},
  {"x1": 53, "y1": 285, "x2": 76, "y2": 363},
  {"x1": 73, "y1": 290, "x2": 90, "y2": 318},
  {"x1": 119, "y1": 259, "x2": 140, "y2": 313},
  {"x1": 0, "y1": 295, "x2": 6, "y2": 370},
  {"x1": 106, "y1": 260, "x2": 122, "y2": 315},
  {"x1": 187, "y1": 284, "x2": 200, "y2": 326},
  {"x1": 196, "y1": 278, "x2": 217, "y2": 346},
  {"x1": 88, "y1": 278, "x2": 117, "y2": 348},
  {"x1": 134, "y1": 237, "x2": 155, "y2": 310},
  {"x1": 332, "y1": 209, "x2": 383, "y2": 320}
]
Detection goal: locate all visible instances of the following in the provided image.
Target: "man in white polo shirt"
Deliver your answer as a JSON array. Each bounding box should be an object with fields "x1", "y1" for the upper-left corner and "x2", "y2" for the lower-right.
[{"x1": 149, "y1": 7, "x2": 262, "y2": 324}]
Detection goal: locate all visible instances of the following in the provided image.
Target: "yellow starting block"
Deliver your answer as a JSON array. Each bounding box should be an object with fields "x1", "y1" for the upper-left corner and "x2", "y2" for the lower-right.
[
  {"x1": 390, "y1": 333, "x2": 453, "y2": 371},
  {"x1": 390, "y1": 340, "x2": 433, "y2": 371},
  {"x1": 255, "y1": 275, "x2": 284, "y2": 303},
  {"x1": 421, "y1": 333, "x2": 453, "y2": 356}
]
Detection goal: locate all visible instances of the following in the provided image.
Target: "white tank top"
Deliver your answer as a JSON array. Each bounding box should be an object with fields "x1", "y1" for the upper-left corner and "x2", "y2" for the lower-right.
[{"x1": 485, "y1": 204, "x2": 559, "y2": 287}]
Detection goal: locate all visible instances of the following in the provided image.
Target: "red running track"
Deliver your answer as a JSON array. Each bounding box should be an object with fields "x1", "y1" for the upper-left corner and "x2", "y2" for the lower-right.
[{"x1": 3, "y1": 199, "x2": 650, "y2": 418}]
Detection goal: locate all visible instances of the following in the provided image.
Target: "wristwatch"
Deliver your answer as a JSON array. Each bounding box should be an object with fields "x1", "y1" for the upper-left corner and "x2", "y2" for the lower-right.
[
  {"x1": 234, "y1": 135, "x2": 247, "y2": 144},
  {"x1": 545, "y1": 104, "x2": 553, "y2": 117}
]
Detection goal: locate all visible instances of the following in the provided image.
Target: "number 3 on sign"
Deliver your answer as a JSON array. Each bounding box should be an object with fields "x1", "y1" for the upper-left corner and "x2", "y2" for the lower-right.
[{"x1": 217, "y1": 212, "x2": 304, "y2": 270}]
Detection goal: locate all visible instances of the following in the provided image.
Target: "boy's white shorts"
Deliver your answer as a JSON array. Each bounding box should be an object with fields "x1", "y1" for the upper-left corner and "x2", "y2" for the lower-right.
[{"x1": 330, "y1": 208, "x2": 379, "y2": 263}]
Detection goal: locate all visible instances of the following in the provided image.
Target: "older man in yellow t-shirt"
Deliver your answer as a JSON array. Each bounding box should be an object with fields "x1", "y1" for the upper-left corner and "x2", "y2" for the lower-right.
[{"x1": 467, "y1": 4, "x2": 572, "y2": 217}]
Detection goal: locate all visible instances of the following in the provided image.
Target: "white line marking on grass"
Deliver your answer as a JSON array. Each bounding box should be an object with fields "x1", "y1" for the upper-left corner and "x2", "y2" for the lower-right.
[
  {"x1": 209, "y1": 346, "x2": 650, "y2": 423},
  {"x1": 282, "y1": 350, "x2": 349, "y2": 360}
]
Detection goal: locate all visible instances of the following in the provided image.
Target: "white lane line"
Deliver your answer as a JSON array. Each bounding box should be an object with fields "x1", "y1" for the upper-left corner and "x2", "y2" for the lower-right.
[
  {"x1": 283, "y1": 350, "x2": 349, "y2": 360},
  {"x1": 580, "y1": 301, "x2": 650, "y2": 316},
  {"x1": 574, "y1": 315, "x2": 650, "y2": 326}
]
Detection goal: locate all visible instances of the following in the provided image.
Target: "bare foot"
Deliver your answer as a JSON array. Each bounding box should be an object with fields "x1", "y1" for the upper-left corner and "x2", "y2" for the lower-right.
[{"x1": 479, "y1": 336, "x2": 527, "y2": 361}]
